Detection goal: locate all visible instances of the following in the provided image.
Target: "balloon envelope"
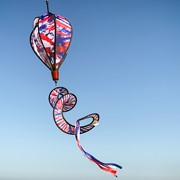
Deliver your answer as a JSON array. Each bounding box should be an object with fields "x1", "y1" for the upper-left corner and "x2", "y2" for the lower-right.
[{"x1": 30, "y1": 13, "x2": 73, "y2": 82}]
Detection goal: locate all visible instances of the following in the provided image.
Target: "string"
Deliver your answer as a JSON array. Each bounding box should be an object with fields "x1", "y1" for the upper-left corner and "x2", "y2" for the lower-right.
[{"x1": 46, "y1": 0, "x2": 50, "y2": 13}]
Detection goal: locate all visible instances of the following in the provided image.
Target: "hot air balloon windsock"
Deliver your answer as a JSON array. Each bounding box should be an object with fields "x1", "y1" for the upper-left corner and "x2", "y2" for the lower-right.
[{"x1": 30, "y1": 0, "x2": 122, "y2": 177}]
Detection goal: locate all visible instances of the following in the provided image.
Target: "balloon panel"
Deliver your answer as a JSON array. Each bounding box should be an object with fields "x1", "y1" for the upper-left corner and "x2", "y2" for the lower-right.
[
  {"x1": 55, "y1": 15, "x2": 73, "y2": 69},
  {"x1": 39, "y1": 13, "x2": 55, "y2": 67},
  {"x1": 30, "y1": 26, "x2": 52, "y2": 70}
]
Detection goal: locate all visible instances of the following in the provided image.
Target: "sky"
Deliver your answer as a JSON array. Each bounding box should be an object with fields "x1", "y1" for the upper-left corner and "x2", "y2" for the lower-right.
[{"x1": 0, "y1": 0, "x2": 180, "y2": 179}]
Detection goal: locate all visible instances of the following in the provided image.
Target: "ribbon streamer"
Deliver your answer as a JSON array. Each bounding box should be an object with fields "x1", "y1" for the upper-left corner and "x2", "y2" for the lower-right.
[
  {"x1": 49, "y1": 87, "x2": 122, "y2": 176},
  {"x1": 75, "y1": 120, "x2": 122, "y2": 177}
]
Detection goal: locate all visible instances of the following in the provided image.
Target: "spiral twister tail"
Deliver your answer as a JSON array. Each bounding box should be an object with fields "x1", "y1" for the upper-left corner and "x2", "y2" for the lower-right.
[{"x1": 49, "y1": 87, "x2": 122, "y2": 176}]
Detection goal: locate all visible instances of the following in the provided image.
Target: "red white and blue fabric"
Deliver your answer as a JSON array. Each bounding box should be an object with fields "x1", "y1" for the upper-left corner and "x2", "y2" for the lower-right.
[
  {"x1": 49, "y1": 87, "x2": 99, "y2": 135},
  {"x1": 49, "y1": 87, "x2": 122, "y2": 176},
  {"x1": 30, "y1": 13, "x2": 72, "y2": 71}
]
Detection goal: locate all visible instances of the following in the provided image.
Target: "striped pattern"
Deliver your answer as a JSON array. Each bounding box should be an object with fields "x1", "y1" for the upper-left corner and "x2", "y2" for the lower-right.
[{"x1": 49, "y1": 87, "x2": 122, "y2": 176}]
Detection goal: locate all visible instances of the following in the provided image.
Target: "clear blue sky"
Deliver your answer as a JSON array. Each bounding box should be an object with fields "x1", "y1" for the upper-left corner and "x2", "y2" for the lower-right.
[{"x1": 0, "y1": 0, "x2": 180, "y2": 179}]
